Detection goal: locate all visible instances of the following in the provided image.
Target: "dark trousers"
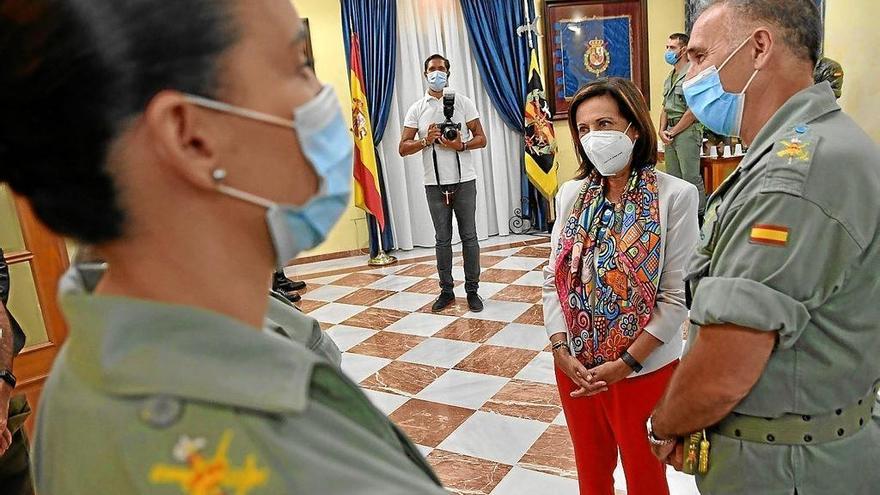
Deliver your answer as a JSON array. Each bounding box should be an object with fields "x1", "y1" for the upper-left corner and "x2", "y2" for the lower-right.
[
  {"x1": 425, "y1": 179, "x2": 480, "y2": 294},
  {"x1": 0, "y1": 395, "x2": 34, "y2": 495}
]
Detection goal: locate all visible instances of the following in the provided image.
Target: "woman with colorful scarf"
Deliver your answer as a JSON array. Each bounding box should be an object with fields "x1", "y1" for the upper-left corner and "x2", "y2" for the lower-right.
[{"x1": 543, "y1": 78, "x2": 699, "y2": 494}]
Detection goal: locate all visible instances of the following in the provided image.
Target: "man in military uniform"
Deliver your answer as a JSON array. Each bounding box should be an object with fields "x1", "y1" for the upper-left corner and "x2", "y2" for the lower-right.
[
  {"x1": 646, "y1": 1, "x2": 880, "y2": 494},
  {"x1": 0, "y1": 249, "x2": 33, "y2": 494},
  {"x1": 660, "y1": 32, "x2": 707, "y2": 217},
  {"x1": 813, "y1": 56, "x2": 844, "y2": 99}
]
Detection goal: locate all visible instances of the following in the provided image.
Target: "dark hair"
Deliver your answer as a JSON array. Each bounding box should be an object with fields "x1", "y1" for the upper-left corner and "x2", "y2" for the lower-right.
[
  {"x1": 567, "y1": 78, "x2": 658, "y2": 180},
  {"x1": 670, "y1": 33, "x2": 690, "y2": 45},
  {"x1": 0, "y1": 0, "x2": 237, "y2": 243},
  {"x1": 423, "y1": 54, "x2": 450, "y2": 73},
  {"x1": 705, "y1": 0, "x2": 822, "y2": 64}
]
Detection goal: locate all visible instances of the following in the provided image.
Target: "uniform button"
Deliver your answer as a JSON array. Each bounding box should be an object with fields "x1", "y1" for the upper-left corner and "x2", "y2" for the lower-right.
[
  {"x1": 804, "y1": 434, "x2": 813, "y2": 442},
  {"x1": 734, "y1": 429, "x2": 742, "y2": 437},
  {"x1": 858, "y1": 399, "x2": 863, "y2": 405},
  {"x1": 837, "y1": 428, "x2": 845, "y2": 437},
  {"x1": 766, "y1": 434, "x2": 775, "y2": 442},
  {"x1": 835, "y1": 409, "x2": 843, "y2": 415},
  {"x1": 795, "y1": 125, "x2": 808, "y2": 134},
  {"x1": 802, "y1": 415, "x2": 811, "y2": 422},
  {"x1": 140, "y1": 395, "x2": 184, "y2": 429},
  {"x1": 860, "y1": 418, "x2": 865, "y2": 426}
]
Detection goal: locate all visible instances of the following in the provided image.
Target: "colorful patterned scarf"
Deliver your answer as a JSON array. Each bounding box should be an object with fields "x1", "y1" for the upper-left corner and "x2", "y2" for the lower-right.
[{"x1": 554, "y1": 167, "x2": 662, "y2": 367}]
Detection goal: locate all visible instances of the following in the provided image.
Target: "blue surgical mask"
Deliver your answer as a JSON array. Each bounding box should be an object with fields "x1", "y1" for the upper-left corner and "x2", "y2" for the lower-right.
[
  {"x1": 184, "y1": 85, "x2": 353, "y2": 268},
  {"x1": 426, "y1": 70, "x2": 448, "y2": 92},
  {"x1": 664, "y1": 49, "x2": 680, "y2": 66},
  {"x1": 682, "y1": 37, "x2": 759, "y2": 137}
]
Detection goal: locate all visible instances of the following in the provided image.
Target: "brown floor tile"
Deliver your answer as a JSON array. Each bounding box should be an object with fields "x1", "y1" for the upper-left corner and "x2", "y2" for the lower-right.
[
  {"x1": 318, "y1": 322, "x2": 333, "y2": 331},
  {"x1": 332, "y1": 272, "x2": 385, "y2": 287},
  {"x1": 434, "y1": 318, "x2": 506, "y2": 343},
  {"x1": 360, "y1": 361, "x2": 447, "y2": 396},
  {"x1": 418, "y1": 297, "x2": 472, "y2": 317},
  {"x1": 514, "y1": 304, "x2": 544, "y2": 326},
  {"x1": 404, "y1": 278, "x2": 462, "y2": 295},
  {"x1": 388, "y1": 399, "x2": 474, "y2": 447},
  {"x1": 341, "y1": 307, "x2": 408, "y2": 330},
  {"x1": 481, "y1": 269, "x2": 529, "y2": 284},
  {"x1": 454, "y1": 345, "x2": 540, "y2": 378},
  {"x1": 397, "y1": 263, "x2": 438, "y2": 277},
  {"x1": 481, "y1": 380, "x2": 561, "y2": 422},
  {"x1": 427, "y1": 450, "x2": 512, "y2": 495},
  {"x1": 537, "y1": 261, "x2": 549, "y2": 270},
  {"x1": 491, "y1": 285, "x2": 543, "y2": 304},
  {"x1": 336, "y1": 288, "x2": 395, "y2": 306},
  {"x1": 348, "y1": 332, "x2": 426, "y2": 360},
  {"x1": 480, "y1": 255, "x2": 507, "y2": 268},
  {"x1": 297, "y1": 299, "x2": 328, "y2": 314},
  {"x1": 518, "y1": 424, "x2": 578, "y2": 479},
  {"x1": 515, "y1": 246, "x2": 552, "y2": 258}
]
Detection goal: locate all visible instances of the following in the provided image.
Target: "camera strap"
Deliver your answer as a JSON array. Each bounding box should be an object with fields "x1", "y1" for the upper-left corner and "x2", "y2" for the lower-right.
[{"x1": 431, "y1": 144, "x2": 463, "y2": 207}]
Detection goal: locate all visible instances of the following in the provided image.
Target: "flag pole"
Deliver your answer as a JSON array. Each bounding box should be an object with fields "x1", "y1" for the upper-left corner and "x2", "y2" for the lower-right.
[{"x1": 367, "y1": 215, "x2": 397, "y2": 266}]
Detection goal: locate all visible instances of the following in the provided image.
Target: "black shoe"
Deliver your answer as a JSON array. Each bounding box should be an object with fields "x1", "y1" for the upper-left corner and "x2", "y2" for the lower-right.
[
  {"x1": 467, "y1": 292, "x2": 483, "y2": 313},
  {"x1": 432, "y1": 292, "x2": 455, "y2": 312},
  {"x1": 284, "y1": 291, "x2": 302, "y2": 304},
  {"x1": 288, "y1": 280, "x2": 307, "y2": 292}
]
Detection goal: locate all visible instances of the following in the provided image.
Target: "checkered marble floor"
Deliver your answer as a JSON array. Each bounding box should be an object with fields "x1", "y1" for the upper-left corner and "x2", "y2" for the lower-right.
[{"x1": 292, "y1": 236, "x2": 698, "y2": 495}]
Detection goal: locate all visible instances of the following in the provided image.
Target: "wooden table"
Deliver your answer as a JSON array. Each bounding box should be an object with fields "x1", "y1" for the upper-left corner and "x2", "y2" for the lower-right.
[{"x1": 658, "y1": 152, "x2": 743, "y2": 194}]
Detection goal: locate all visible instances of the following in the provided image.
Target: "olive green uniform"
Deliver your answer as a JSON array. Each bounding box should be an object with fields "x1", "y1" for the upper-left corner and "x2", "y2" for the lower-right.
[
  {"x1": 663, "y1": 64, "x2": 707, "y2": 215},
  {"x1": 685, "y1": 82, "x2": 880, "y2": 494},
  {"x1": 32, "y1": 294, "x2": 445, "y2": 494}
]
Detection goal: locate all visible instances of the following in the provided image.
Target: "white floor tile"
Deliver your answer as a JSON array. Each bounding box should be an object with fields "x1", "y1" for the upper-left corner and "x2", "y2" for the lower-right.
[
  {"x1": 300, "y1": 285, "x2": 357, "y2": 302},
  {"x1": 416, "y1": 444, "x2": 434, "y2": 457},
  {"x1": 492, "y1": 257, "x2": 546, "y2": 271},
  {"x1": 438, "y1": 411, "x2": 549, "y2": 465},
  {"x1": 340, "y1": 353, "x2": 392, "y2": 383},
  {"x1": 512, "y1": 271, "x2": 546, "y2": 287},
  {"x1": 367, "y1": 275, "x2": 423, "y2": 292},
  {"x1": 362, "y1": 389, "x2": 410, "y2": 416},
  {"x1": 324, "y1": 325, "x2": 378, "y2": 352},
  {"x1": 514, "y1": 352, "x2": 556, "y2": 385},
  {"x1": 453, "y1": 282, "x2": 507, "y2": 299},
  {"x1": 385, "y1": 312, "x2": 457, "y2": 337},
  {"x1": 464, "y1": 300, "x2": 532, "y2": 322},
  {"x1": 552, "y1": 411, "x2": 567, "y2": 426},
  {"x1": 374, "y1": 292, "x2": 437, "y2": 312},
  {"x1": 490, "y1": 467, "x2": 578, "y2": 495},
  {"x1": 300, "y1": 273, "x2": 346, "y2": 285},
  {"x1": 486, "y1": 323, "x2": 549, "y2": 351},
  {"x1": 306, "y1": 303, "x2": 367, "y2": 324},
  {"x1": 416, "y1": 370, "x2": 510, "y2": 410},
  {"x1": 399, "y1": 338, "x2": 480, "y2": 368}
]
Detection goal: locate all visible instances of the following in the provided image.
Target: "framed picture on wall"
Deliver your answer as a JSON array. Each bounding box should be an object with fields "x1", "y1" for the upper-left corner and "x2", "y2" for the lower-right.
[{"x1": 543, "y1": 0, "x2": 650, "y2": 120}]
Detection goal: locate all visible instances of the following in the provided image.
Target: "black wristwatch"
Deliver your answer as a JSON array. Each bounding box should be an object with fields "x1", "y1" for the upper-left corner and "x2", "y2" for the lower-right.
[
  {"x1": 0, "y1": 369, "x2": 16, "y2": 389},
  {"x1": 620, "y1": 350, "x2": 643, "y2": 373}
]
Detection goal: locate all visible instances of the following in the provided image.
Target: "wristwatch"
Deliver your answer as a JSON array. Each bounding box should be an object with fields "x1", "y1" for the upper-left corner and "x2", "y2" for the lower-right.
[
  {"x1": 0, "y1": 369, "x2": 16, "y2": 389},
  {"x1": 647, "y1": 416, "x2": 674, "y2": 446},
  {"x1": 420, "y1": 138, "x2": 428, "y2": 148},
  {"x1": 620, "y1": 350, "x2": 643, "y2": 373}
]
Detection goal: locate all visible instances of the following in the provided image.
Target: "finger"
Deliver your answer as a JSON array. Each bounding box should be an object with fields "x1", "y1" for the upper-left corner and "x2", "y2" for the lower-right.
[
  {"x1": 570, "y1": 387, "x2": 590, "y2": 398},
  {"x1": 2, "y1": 428, "x2": 11, "y2": 446}
]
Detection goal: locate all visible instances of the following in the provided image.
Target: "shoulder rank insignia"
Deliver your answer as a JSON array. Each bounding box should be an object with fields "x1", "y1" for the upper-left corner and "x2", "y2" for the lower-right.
[
  {"x1": 750, "y1": 224, "x2": 790, "y2": 247},
  {"x1": 776, "y1": 137, "x2": 811, "y2": 164},
  {"x1": 149, "y1": 430, "x2": 269, "y2": 495}
]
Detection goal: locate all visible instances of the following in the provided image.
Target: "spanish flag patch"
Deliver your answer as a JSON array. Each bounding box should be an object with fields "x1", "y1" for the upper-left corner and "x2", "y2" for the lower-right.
[{"x1": 750, "y1": 224, "x2": 789, "y2": 247}]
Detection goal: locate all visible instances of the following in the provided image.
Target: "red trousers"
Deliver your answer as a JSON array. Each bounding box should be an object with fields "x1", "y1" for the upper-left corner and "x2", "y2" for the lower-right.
[{"x1": 556, "y1": 361, "x2": 677, "y2": 495}]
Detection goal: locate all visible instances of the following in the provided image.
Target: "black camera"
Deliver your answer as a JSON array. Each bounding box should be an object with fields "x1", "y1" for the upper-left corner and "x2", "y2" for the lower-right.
[{"x1": 438, "y1": 88, "x2": 461, "y2": 141}]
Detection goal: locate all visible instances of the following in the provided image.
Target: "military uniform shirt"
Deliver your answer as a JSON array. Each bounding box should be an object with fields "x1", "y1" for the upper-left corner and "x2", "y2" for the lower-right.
[
  {"x1": 685, "y1": 82, "x2": 880, "y2": 494},
  {"x1": 662, "y1": 65, "x2": 691, "y2": 122},
  {"x1": 33, "y1": 294, "x2": 446, "y2": 495}
]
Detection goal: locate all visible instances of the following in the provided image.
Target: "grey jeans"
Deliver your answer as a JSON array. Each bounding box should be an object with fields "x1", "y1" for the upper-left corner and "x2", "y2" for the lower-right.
[{"x1": 425, "y1": 179, "x2": 480, "y2": 294}]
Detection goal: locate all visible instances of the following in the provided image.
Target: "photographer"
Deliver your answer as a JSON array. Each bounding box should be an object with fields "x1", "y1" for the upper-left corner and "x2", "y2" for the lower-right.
[{"x1": 398, "y1": 54, "x2": 487, "y2": 313}]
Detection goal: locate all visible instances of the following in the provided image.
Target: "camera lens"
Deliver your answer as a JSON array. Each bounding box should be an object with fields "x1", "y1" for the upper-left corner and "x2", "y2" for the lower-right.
[{"x1": 444, "y1": 128, "x2": 458, "y2": 141}]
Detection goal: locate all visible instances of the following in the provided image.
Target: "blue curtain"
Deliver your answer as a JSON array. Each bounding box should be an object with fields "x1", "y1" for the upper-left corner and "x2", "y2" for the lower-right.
[
  {"x1": 341, "y1": 0, "x2": 396, "y2": 254},
  {"x1": 460, "y1": 0, "x2": 549, "y2": 232}
]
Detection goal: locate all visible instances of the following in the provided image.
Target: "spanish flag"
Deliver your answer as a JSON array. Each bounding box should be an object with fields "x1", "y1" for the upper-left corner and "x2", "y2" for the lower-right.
[
  {"x1": 524, "y1": 47, "x2": 559, "y2": 201},
  {"x1": 349, "y1": 32, "x2": 385, "y2": 230}
]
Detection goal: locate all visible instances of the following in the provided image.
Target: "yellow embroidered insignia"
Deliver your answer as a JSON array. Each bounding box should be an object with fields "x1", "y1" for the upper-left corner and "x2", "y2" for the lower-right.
[
  {"x1": 750, "y1": 224, "x2": 790, "y2": 247},
  {"x1": 776, "y1": 137, "x2": 810, "y2": 164},
  {"x1": 149, "y1": 430, "x2": 269, "y2": 495},
  {"x1": 584, "y1": 38, "x2": 611, "y2": 76}
]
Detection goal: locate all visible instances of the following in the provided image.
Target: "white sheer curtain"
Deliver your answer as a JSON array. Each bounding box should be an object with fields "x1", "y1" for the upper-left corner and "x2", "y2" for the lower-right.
[{"x1": 378, "y1": 0, "x2": 522, "y2": 250}]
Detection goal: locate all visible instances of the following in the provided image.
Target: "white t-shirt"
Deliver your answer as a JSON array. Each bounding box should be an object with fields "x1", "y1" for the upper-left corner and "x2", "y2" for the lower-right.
[{"x1": 403, "y1": 92, "x2": 480, "y2": 186}]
